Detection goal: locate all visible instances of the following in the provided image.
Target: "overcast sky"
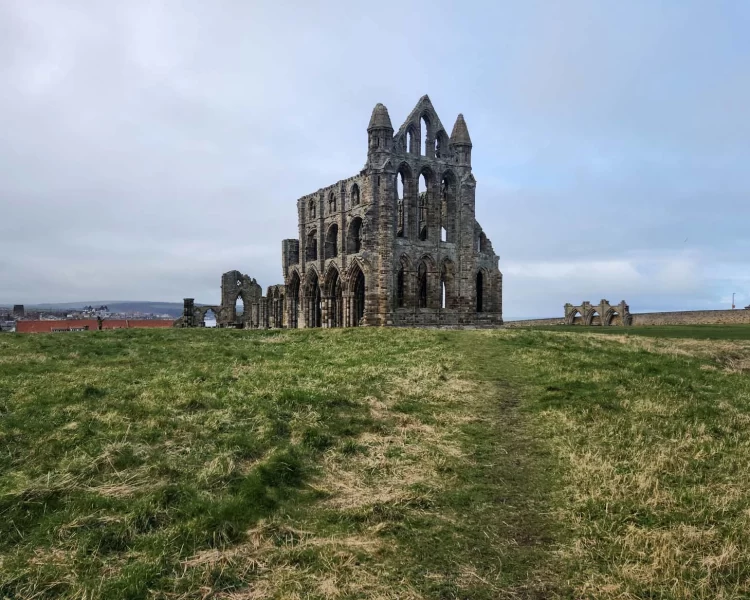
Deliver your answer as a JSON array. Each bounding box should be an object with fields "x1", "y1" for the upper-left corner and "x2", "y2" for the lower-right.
[{"x1": 1, "y1": 1, "x2": 748, "y2": 318}]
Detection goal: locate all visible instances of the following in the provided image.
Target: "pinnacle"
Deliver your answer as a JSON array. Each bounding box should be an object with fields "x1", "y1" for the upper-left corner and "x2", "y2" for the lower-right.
[
  {"x1": 368, "y1": 103, "x2": 393, "y2": 131},
  {"x1": 450, "y1": 113, "x2": 472, "y2": 145}
]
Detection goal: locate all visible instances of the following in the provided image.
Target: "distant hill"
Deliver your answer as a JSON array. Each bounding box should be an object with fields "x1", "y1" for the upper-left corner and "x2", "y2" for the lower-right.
[{"x1": 8, "y1": 302, "x2": 190, "y2": 318}]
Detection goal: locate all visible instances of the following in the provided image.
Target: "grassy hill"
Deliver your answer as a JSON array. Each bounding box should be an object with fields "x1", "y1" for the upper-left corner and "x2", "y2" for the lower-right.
[{"x1": 1, "y1": 327, "x2": 750, "y2": 599}]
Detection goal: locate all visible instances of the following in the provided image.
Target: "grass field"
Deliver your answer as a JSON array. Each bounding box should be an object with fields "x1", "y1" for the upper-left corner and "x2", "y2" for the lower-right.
[
  {"x1": 530, "y1": 324, "x2": 750, "y2": 340},
  {"x1": 1, "y1": 326, "x2": 750, "y2": 599}
]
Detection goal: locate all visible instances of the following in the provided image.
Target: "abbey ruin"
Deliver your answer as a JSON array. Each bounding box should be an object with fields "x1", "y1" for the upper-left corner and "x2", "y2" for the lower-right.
[{"x1": 177, "y1": 96, "x2": 503, "y2": 329}]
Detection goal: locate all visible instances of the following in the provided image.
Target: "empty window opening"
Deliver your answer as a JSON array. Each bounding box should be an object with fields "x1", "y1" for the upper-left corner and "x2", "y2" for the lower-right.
[
  {"x1": 351, "y1": 183, "x2": 360, "y2": 206},
  {"x1": 325, "y1": 224, "x2": 338, "y2": 258},
  {"x1": 352, "y1": 267, "x2": 366, "y2": 325},
  {"x1": 326, "y1": 269, "x2": 343, "y2": 328},
  {"x1": 418, "y1": 174, "x2": 428, "y2": 240},
  {"x1": 289, "y1": 273, "x2": 300, "y2": 329},
  {"x1": 347, "y1": 217, "x2": 363, "y2": 254},
  {"x1": 397, "y1": 172, "x2": 405, "y2": 238},
  {"x1": 421, "y1": 116, "x2": 429, "y2": 156},
  {"x1": 306, "y1": 229, "x2": 318, "y2": 261},
  {"x1": 406, "y1": 128, "x2": 415, "y2": 154},
  {"x1": 435, "y1": 130, "x2": 448, "y2": 159},
  {"x1": 235, "y1": 297, "x2": 244, "y2": 318},
  {"x1": 476, "y1": 271, "x2": 484, "y2": 313},
  {"x1": 308, "y1": 271, "x2": 322, "y2": 328},
  {"x1": 328, "y1": 192, "x2": 336, "y2": 214},
  {"x1": 204, "y1": 308, "x2": 217, "y2": 328},
  {"x1": 440, "y1": 174, "x2": 456, "y2": 243},
  {"x1": 441, "y1": 280, "x2": 446, "y2": 309},
  {"x1": 308, "y1": 199, "x2": 316, "y2": 219}
]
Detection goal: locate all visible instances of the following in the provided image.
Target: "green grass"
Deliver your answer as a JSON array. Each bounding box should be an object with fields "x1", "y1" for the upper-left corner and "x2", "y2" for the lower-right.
[
  {"x1": 2, "y1": 326, "x2": 750, "y2": 598},
  {"x1": 530, "y1": 323, "x2": 750, "y2": 340}
]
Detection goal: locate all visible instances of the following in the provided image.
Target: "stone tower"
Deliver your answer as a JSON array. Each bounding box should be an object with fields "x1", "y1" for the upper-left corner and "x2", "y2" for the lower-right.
[{"x1": 278, "y1": 95, "x2": 503, "y2": 328}]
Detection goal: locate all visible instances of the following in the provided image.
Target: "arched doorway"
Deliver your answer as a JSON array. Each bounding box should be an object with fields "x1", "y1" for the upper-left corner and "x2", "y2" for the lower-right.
[
  {"x1": 351, "y1": 265, "x2": 366, "y2": 326},
  {"x1": 476, "y1": 271, "x2": 484, "y2": 313},
  {"x1": 307, "y1": 271, "x2": 322, "y2": 328},
  {"x1": 203, "y1": 309, "x2": 217, "y2": 328},
  {"x1": 235, "y1": 296, "x2": 244, "y2": 319},
  {"x1": 325, "y1": 268, "x2": 343, "y2": 328},
  {"x1": 288, "y1": 272, "x2": 300, "y2": 329}
]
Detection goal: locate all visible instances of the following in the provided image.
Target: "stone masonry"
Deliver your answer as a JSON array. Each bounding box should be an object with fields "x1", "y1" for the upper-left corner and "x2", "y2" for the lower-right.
[
  {"x1": 564, "y1": 300, "x2": 632, "y2": 326},
  {"x1": 176, "y1": 96, "x2": 503, "y2": 329}
]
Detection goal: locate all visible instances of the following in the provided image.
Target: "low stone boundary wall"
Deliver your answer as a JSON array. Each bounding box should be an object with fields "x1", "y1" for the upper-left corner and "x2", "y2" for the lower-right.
[
  {"x1": 631, "y1": 309, "x2": 750, "y2": 326},
  {"x1": 503, "y1": 317, "x2": 565, "y2": 328}
]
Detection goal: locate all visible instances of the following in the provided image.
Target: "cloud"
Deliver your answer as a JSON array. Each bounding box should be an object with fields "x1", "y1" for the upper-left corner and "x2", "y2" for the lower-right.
[{"x1": 1, "y1": 0, "x2": 748, "y2": 317}]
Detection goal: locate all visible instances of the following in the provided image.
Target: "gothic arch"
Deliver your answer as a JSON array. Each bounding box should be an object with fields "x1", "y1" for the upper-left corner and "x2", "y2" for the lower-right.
[
  {"x1": 346, "y1": 256, "x2": 372, "y2": 290},
  {"x1": 406, "y1": 124, "x2": 419, "y2": 154},
  {"x1": 435, "y1": 129, "x2": 450, "y2": 158},
  {"x1": 440, "y1": 259, "x2": 457, "y2": 309},
  {"x1": 396, "y1": 162, "x2": 414, "y2": 238},
  {"x1": 350, "y1": 182, "x2": 360, "y2": 207},
  {"x1": 346, "y1": 216, "x2": 363, "y2": 254},
  {"x1": 324, "y1": 223, "x2": 339, "y2": 258},
  {"x1": 396, "y1": 253, "x2": 414, "y2": 309},
  {"x1": 349, "y1": 261, "x2": 366, "y2": 326},
  {"x1": 287, "y1": 270, "x2": 301, "y2": 329},
  {"x1": 417, "y1": 167, "x2": 435, "y2": 241},
  {"x1": 440, "y1": 170, "x2": 458, "y2": 243},
  {"x1": 323, "y1": 264, "x2": 343, "y2": 328},
  {"x1": 305, "y1": 268, "x2": 322, "y2": 328}
]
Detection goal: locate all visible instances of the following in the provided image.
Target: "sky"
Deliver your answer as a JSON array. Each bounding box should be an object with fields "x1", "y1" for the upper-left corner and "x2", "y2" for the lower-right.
[{"x1": 1, "y1": 0, "x2": 749, "y2": 318}]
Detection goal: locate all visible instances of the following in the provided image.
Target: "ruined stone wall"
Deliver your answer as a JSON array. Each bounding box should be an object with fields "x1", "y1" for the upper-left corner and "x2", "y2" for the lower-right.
[{"x1": 282, "y1": 95, "x2": 503, "y2": 329}]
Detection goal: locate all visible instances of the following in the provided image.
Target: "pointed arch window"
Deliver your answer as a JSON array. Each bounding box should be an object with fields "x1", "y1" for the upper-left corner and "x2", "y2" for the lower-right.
[
  {"x1": 329, "y1": 192, "x2": 337, "y2": 214},
  {"x1": 308, "y1": 199, "x2": 316, "y2": 219},
  {"x1": 351, "y1": 183, "x2": 360, "y2": 207}
]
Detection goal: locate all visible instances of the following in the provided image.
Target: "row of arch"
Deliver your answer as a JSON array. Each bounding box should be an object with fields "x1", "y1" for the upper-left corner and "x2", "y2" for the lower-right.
[
  {"x1": 287, "y1": 261, "x2": 367, "y2": 328},
  {"x1": 403, "y1": 115, "x2": 450, "y2": 159},
  {"x1": 395, "y1": 254, "x2": 488, "y2": 313},
  {"x1": 307, "y1": 183, "x2": 361, "y2": 219},
  {"x1": 396, "y1": 164, "x2": 458, "y2": 242},
  {"x1": 305, "y1": 217, "x2": 363, "y2": 261},
  {"x1": 566, "y1": 308, "x2": 625, "y2": 326}
]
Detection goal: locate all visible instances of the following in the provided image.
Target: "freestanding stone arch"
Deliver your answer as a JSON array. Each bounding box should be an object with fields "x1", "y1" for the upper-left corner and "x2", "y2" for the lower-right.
[{"x1": 564, "y1": 300, "x2": 632, "y2": 326}]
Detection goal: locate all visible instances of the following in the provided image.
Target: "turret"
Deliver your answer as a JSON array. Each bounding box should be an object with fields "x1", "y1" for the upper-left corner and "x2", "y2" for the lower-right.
[
  {"x1": 450, "y1": 113, "x2": 472, "y2": 166},
  {"x1": 367, "y1": 103, "x2": 393, "y2": 159}
]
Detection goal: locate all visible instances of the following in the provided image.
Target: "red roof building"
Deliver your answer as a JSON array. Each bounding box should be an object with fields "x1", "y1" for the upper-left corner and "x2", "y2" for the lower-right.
[{"x1": 16, "y1": 319, "x2": 174, "y2": 333}]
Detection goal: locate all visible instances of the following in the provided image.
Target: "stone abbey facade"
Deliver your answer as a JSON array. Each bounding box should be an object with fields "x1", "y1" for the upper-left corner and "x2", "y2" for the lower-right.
[{"x1": 177, "y1": 96, "x2": 503, "y2": 329}]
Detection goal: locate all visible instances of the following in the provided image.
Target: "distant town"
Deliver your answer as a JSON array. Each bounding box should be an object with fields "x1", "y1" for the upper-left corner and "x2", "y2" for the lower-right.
[{"x1": 0, "y1": 303, "x2": 177, "y2": 333}]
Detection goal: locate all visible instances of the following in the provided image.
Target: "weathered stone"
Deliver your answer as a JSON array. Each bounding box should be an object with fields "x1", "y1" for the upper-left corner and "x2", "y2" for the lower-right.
[
  {"x1": 176, "y1": 96, "x2": 503, "y2": 329},
  {"x1": 564, "y1": 300, "x2": 632, "y2": 326}
]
